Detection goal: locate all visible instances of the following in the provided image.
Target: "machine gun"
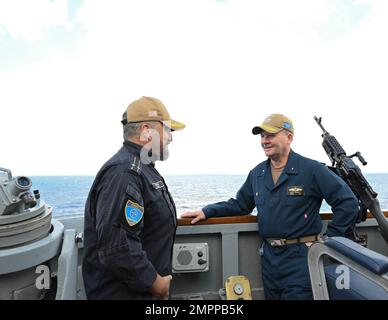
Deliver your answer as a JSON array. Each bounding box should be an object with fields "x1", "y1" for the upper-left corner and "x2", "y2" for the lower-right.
[{"x1": 314, "y1": 116, "x2": 388, "y2": 245}]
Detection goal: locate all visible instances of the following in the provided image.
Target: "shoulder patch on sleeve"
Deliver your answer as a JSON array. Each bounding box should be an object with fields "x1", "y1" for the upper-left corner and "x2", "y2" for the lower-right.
[{"x1": 124, "y1": 199, "x2": 144, "y2": 227}]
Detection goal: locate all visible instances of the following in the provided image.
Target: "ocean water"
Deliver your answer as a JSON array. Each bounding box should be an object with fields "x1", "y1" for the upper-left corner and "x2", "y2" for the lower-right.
[{"x1": 29, "y1": 174, "x2": 388, "y2": 217}]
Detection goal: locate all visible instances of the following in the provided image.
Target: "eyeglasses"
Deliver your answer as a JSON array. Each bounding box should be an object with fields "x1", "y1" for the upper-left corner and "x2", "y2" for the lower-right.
[
  {"x1": 157, "y1": 121, "x2": 172, "y2": 132},
  {"x1": 121, "y1": 119, "x2": 172, "y2": 131}
]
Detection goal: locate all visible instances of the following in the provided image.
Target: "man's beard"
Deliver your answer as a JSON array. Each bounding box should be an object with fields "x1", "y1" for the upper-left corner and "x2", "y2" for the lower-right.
[
  {"x1": 159, "y1": 145, "x2": 170, "y2": 161},
  {"x1": 140, "y1": 141, "x2": 169, "y2": 164}
]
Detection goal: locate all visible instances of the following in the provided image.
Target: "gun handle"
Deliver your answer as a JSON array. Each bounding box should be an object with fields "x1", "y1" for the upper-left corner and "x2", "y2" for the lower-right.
[{"x1": 356, "y1": 152, "x2": 367, "y2": 166}]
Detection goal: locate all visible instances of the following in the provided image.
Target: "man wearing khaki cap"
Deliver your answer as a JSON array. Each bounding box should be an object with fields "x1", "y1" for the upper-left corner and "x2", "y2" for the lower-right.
[
  {"x1": 181, "y1": 113, "x2": 358, "y2": 300},
  {"x1": 83, "y1": 96, "x2": 185, "y2": 299}
]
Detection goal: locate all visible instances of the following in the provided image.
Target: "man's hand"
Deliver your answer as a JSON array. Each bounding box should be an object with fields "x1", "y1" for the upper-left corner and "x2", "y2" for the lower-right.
[
  {"x1": 150, "y1": 274, "x2": 172, "y2": 300},
  {"x1": 180, "y1": 210, "x2": 206, "y2": 224}
]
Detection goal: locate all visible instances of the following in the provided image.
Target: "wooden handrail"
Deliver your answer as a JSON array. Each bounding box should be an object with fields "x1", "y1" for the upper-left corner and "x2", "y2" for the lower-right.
[{"x1": 178, "y1": 211, "x2": 388, "y2": 226}]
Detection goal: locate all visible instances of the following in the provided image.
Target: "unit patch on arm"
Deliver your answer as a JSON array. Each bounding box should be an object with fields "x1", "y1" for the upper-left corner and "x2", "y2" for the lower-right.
[{"x1": 124, "y1": 199, "x2": 144, "y2": 227}]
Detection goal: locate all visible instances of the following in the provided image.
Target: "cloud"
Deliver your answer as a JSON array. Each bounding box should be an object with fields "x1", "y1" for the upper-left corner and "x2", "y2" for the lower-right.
[
  {"x1": 1, "y1": 0, "x2": 388, "y2": 175},
  {"x1": 0, "y1": 0, "x2": 69, "y2": 42},
  {"x1": 317, "y1": 0, "x2": 373, "y2": 41}
]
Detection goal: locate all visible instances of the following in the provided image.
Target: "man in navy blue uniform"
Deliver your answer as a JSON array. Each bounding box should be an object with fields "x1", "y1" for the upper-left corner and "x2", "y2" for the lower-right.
[
  {"x1": 83, "y1": 96, "x2": 185, "y2": 299},
  {"x1": 181, "y1": 113, "x2": 359, "y2": 300}
]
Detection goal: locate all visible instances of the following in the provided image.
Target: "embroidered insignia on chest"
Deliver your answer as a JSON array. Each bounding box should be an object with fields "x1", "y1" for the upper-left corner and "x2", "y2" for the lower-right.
[
  {"x1": 151, "y1": 181, "x2": 165, "y2": 190},
  {"x1": 124, "y1": 199, "x2": 144, "y2": 227},
  {"x1": 287, "y1": 186, "x2": 304, "y2": 196}
]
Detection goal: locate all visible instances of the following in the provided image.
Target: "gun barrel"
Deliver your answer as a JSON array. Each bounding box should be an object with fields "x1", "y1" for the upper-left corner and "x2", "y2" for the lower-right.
[{"x1": 313, "y1": 116, "x2": 329, "y2": 134}]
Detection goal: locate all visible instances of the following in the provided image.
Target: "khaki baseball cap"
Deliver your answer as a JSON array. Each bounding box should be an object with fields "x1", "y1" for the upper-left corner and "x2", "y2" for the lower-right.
[
  {"x1": 252, "y1": 113, "x2": 294, "y2": 135},
  {"x1": 122, "y1": 96, "x2": 185, "y2": 131}
]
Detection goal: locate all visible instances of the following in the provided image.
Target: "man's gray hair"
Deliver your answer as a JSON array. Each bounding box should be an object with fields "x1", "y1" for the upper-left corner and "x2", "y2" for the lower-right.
[
  {"x1": 281, "y1": 129, "x2": 294, "y2": 136},
  {"x1": 123, "y1": 121, "x2": 157, "y2": 140}
]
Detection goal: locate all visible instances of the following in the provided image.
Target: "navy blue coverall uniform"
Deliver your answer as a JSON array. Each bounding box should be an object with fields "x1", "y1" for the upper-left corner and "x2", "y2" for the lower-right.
[
  {"x1": 83, "y1": 141, "x2": 177, "y2": 299},
  {"x1": 203, "y1": 150, "x2": 359, "y2": 299}
]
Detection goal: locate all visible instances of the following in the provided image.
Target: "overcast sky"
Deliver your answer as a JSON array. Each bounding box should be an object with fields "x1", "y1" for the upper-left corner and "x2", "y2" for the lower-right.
[{"x1": 1, "y1": 0, "x2": 387, "y2": 176}]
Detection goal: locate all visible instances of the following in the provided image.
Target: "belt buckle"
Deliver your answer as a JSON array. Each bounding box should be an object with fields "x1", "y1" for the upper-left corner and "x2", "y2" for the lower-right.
[{"x1": 270, "y1": 239, "x2": 286, "y2": 247}]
